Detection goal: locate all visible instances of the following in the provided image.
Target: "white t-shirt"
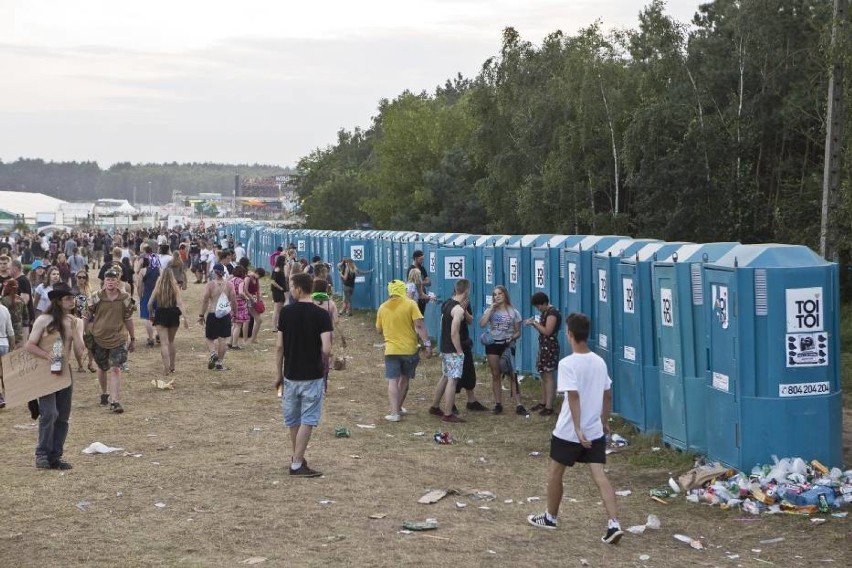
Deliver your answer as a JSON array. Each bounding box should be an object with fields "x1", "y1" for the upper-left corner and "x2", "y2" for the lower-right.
[
  {"x1": 158, "y1": 254, "x2": 172, "y2": 270},
  {"x1": 157, "y1": 234, "x2": 168, "y2": 245},
  {"x1": 552, "y1": 351, "x2": 612, "y2": 443},
  {"x1": 234, "y1": 246, "x2": 245, "y2": 262}
]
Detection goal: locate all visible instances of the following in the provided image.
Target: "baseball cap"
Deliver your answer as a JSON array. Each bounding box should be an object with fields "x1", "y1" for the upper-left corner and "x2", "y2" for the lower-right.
[
  {"x1": 104, "y1": 268, "x2": 121, "y2": 278},
  {"x1": 31, "y1": 259, "x2": 43, "y2": 269},
  {"x1": 213, "y1": 263, "x2": 226, "y2": 274}
]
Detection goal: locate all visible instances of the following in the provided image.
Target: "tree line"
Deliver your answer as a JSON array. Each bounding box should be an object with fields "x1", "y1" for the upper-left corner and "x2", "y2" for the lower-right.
[
  {"x1": 296, "y1": 0, "x2": 851, "y2": 266},
  {"x1": 0, "y1": 159, "x2": 287, "y2": 204}
]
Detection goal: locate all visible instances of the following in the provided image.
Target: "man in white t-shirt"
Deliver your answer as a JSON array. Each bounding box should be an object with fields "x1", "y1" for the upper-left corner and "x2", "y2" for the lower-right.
[
  {"x1": 527, "y1": 312, "x2": 623, "y2": 545},
  {"x1": 234, "y1": 243, "x2": 246, "y2": 263}
]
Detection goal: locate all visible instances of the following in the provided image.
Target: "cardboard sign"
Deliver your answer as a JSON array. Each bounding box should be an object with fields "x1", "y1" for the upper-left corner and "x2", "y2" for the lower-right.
[{"x1": 0, "y1": 349, "x2": 72, "y2": 408}]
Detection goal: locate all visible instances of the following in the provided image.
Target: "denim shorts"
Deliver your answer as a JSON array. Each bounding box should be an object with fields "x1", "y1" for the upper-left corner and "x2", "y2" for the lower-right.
[
  {"x1": 441, "y1": 353, "x2": 464, "y2": 380},
  {"x1": 384, "y1": 353, "x2": 420, "y2": 379},
  {"x1": 282, "y1": 378, "x2": 325, "y2": 427}
]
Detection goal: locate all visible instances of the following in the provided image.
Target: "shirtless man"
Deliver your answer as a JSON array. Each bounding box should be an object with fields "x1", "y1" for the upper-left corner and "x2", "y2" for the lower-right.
[
  {"x1": 198, "y1": 263, "x2": 237, "y2": 371},
  {"x1": 25, "y1": 284, "x2": 85, "y2": 469}
]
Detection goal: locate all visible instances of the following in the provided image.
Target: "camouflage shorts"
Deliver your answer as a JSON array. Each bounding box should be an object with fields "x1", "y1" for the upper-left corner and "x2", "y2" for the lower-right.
[{"x1": 92, "y1": 342, "x2": 128, "y2": 371}]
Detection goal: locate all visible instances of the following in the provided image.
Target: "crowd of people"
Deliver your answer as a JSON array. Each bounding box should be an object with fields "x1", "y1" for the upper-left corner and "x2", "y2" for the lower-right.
[{"x1": 0, "y1": 228, "x2": 623, "y2": 544}]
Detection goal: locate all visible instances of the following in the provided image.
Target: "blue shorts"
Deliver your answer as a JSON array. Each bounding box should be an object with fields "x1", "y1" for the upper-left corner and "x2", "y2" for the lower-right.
[
  {"x1": 282, "y1": 378, "x2": 325, "y2": 427},
  {"x1": 384, "y1": 353, "x2": 420, "y2": 379}
]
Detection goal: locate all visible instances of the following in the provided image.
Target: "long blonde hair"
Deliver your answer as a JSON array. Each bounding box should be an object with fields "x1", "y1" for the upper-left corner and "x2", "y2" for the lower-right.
[
  {"x1": 76, "y1": 271, "x2": 91, "y2": 296},
  {"x1": 152, "y1": 267, "x2": 179, "y2": 308}
]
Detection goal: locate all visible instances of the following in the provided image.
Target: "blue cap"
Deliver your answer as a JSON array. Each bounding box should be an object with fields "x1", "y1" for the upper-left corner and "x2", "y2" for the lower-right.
[
  {"x1": 31, "y1": 259, "x2": 43, "y2": 269},
  {"x1": 213, "y1": 263, "x2": 226, "y2": 274}
]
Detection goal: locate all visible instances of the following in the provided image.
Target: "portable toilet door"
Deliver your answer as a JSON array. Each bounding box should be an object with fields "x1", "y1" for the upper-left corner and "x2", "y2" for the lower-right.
[
  {"x1": 704, "y1": 244, "x2": 841, "y2": 471},
  {"x1": 434, "y1": 245, "x2": 477, "y2": 340},
  {"x1": 526, "y1": 236, "x2": 584, "y2": 376},
  {"x1": 341, "y1": 239, "x2": 374, "y2": 310},
  {"x1": 653, "y1": 242, "x2": 739, "y2": 452},
  {"x1": 562, "y1": 236, "x2": 627, "y2": 354},
  {"x1": 614, "y1": 242, "x2": 691, "y2": 433}
]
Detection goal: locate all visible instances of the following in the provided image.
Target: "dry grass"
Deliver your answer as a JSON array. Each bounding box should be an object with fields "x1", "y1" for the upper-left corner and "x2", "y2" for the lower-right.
[{"x1": 1, "y1": 282, "x2": 849, "y2": 567}]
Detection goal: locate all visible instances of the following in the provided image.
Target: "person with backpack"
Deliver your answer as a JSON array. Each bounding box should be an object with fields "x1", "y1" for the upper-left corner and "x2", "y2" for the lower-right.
[{"x1": 197, "y1": 263, "x2": 237, "y2": 371}]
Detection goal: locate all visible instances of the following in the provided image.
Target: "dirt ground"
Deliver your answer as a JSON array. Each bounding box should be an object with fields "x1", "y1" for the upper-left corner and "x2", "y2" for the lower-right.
[{"x1": 0, "y1": 281, "x2": 849, "y2": 567}]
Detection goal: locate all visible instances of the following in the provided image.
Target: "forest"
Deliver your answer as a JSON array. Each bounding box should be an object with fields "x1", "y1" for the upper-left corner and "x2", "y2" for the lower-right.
[
  {"x1": 0, "y1": 160, "x2": 288, "y2": 204},
  {"x1": 296, "y1": 0, "x2": 851, "y2": 264}
]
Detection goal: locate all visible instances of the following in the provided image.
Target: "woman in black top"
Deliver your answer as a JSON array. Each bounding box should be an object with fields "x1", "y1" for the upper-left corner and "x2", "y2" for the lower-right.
[{"x1": 338, "y1": 257, "x2": 372, "y2": 317}]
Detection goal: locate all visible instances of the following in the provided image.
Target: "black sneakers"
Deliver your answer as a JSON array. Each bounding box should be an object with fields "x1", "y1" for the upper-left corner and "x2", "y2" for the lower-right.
[
  {"x1": 516, "y1": 405, "x2": 528, "y2": 415},
  {"x1": 492, "y1": 403, "x2": 503, "y2": 415},
  {"x1": 466, "y1": 401, "x2": 487, "y2": 411},
  {"x1": 208, "y1": 353, "x2": 217, "y2": 370},
  {"x1": 100, "y1": 394, "x2": 109, "y2": 406},
  {"x1": 52, "y1": 460, "x2": 73, "y2": 470},
  {"x1": 428, "y1": 406, "x2": 443, "y2": 417},
  {"x1": 35, "y1": 456, "x2": 52, "y2": 469},
  {"x1": 110, "y1": 402, "x2": 124, "y2": 414},
  {"x1": 527, "y1": 512, "x2": 557, "y2": 530},
  {"x1": 290, "y1": 462, "x2": 322, "y2": 478},
  {"x1": 601, "y1": 526, "x2": 624, "y2": 544}
]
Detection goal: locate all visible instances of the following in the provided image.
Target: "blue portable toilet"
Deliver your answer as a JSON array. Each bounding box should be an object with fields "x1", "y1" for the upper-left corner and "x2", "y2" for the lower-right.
[
  {"x1": 591, "y1": 238, "x2": 660, "y2": 411},
  {"x1": 561, "y1": 236, "x2": 628, "y2": 354},
  {"x1": 703, "y1": 244, "x2": 842, "y2": 470},
  {"x1": 432, "y1": 245, "x2": 478, "y2": 339},
  {"x1": 525, "y1": 235, "x2": 586, "y2": 375},
  {"x1": 341, "y1": 236, "x2": 375, "y2": 310},
  {"x1": 503, "y1": 235, "x2": 553, "y2": 374},
  {"x1": 653, "y1": 242, "x2": 740, "y2": 452},
  {"x1": 614, "y1": 242, "x2": 693, "y2": 433}
]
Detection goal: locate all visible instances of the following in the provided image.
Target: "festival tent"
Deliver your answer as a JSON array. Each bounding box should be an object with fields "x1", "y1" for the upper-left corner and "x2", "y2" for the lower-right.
[{"x1": 0, "y1": 191, "x2": 67, "y2": 224}]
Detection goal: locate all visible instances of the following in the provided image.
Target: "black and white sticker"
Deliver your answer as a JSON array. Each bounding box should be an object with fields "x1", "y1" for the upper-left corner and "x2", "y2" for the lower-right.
[
  {"x1": 509, "y1": 257, "x2": 518, "y2": 284},
  {"x1": 663, "y1": 357, "x2": 676, "y2": 375},
  {"x1": 444, "y1": 256, "x2": 465, "y2": 279},
  {"x1": 568, "y1": 262, "x2": 577, "y2": 294},
  {"x1": 786, "y1": 287, "x2": 823, "y2": 332},
  {"x1": 622, "y1": 277, "x2": 634, "y2": 314},
  {"x1": 485, "y1": 259, "x2": 493, "y2": 284},
  {"x1": 712, "y1": 284, "x2": 729, "y2": 329},
  {"x1": 598, "y1": 269, "x2": 608, "y2": 303},
  {"x1": 786, "y1": 332, "x2": 828, "y2": 368},
  {"x1": 350, "y1": 245, "x2": 365, "y2": 261},
  {"x1": 660, "y1": 288, "x2": 674, "y2": 327},
  {"x1": 534, "y1": 259, "x2": 545, "y2": 289}
]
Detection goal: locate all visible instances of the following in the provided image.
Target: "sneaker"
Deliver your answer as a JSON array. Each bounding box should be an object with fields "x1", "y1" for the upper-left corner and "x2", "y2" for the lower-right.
[
  {"x1": 539, "y1": 408, "x2": 554, "y2": 417},
  {"x1": 530, "y1": 403, "x2": 546, "y2": 412},
  {"x1": 208, "y1": 353, "x2": 217, "y2": 370},
  {"x1": 428, "y1": 406, "x2": 443, "y2": 417},
  {"x1": 441, "y1": 414, "x2": 466, "y2": 423},
  {"x1": 492, "y1": 403, "x2": 503, "y2": 415},
  {"x1": 466, "y1": 401, "x2": 487, "y2": 411},
  {"x1": 146, "y1": 338, "x2": 155, "y2": 348},
  {"x1": 110, "y1": 402, "x2": 124, "y2": 414},
  {"x1": 99, "y1": 394, "x2": 109, "y2": 406},
  {"x1": 35, "y1": 456, "x2": 52, "y2": 469},
  {"x1": 527, "y1": 512, "x2": 557, "y2": 530},
  {"x1": 516, "y1": 405, "x2": 528, "y2": 415},
  {"x1": 290, "y1": 463, "x2": 322, "y2": 478},
  {"x1": 155, "y1": 334, "x2": 161, "y2": 344},
  {"x1": 384, "y1": 414, "x2": 401, "y2": 422},
  {"x1": 214, "y1": 363, "x2": 229, "y2": 371},
  {"x1": 121, "y1": 362, "x2": 130, "y2": 372},
  {"x1": 601, "y1": 526, "x2": 624, "y2": 544},
  {"x1": 400, "y1": 407, "x2": 408, "y2": 415},
  {"x1": 51, "y1": 460, "x2": 73, "y2": 470}
]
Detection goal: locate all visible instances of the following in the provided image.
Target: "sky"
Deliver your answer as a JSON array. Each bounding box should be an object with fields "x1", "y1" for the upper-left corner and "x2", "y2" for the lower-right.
[{"x1": 1, "y1": 0, "x2": 701, "y2": 168}]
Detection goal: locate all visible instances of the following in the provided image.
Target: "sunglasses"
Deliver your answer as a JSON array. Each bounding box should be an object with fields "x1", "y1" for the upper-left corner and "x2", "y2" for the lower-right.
[{"x1": 77, "y1": 275, "x2": 88, "y2": 279}]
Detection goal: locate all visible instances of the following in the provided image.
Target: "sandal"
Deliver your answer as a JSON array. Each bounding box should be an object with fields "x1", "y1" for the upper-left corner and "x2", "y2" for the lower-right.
[{"x1": 88, "y1": 363, "x2": 97, "y2": 373}]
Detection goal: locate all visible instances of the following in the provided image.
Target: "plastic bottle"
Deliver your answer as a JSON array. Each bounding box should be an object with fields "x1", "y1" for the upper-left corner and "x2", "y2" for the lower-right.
[{"x1": 50, "y1": 336, "x2": 64, "y2": 374}]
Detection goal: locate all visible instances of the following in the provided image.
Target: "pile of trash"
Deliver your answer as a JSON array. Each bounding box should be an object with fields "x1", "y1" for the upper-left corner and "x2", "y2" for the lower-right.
[{"x1": 666, "y1": 457, "x2": 852, "y2": 516}]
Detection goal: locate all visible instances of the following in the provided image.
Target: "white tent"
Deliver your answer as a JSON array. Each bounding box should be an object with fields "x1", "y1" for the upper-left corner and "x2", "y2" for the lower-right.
[
  {"x1": 0, "y1": 191, "x2": 66, "y2": 223},
  {"x1": 94, "y1": 199, "x2": 138, "y2": 216}
]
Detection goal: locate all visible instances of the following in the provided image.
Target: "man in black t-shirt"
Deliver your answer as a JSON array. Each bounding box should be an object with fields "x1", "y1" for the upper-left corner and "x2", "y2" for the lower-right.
[
  {"x1": 407, "y1": 250, "x2": 431, "y2": 315},
  {"x1": 275, "y1": 273, "x2": 332, "y2": 478}
]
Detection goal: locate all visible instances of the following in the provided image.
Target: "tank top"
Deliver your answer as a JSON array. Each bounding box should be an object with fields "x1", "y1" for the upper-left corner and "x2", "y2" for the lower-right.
[{"x1": 440, "y1": 299, "x2": 470, "y2": 354}]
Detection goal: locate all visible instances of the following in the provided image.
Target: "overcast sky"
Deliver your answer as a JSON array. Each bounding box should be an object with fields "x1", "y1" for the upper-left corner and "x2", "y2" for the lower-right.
[{"x1": 1, "y1": 0, "x2": 701, "y2": 168}]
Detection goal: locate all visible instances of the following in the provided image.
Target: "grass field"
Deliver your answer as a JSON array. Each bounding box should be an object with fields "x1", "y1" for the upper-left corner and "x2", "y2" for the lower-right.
[{"x1": 0, "y1": 282, "x2": 849, "y2": 567}]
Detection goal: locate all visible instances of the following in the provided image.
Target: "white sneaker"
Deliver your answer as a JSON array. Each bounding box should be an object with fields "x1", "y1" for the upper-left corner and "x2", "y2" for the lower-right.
[
  {"x1": 399, "y1": 407, "x2": 408, "y2": 415},
  {"x1": 384, "y1": 414, "x2": 401, "y2": 422}
]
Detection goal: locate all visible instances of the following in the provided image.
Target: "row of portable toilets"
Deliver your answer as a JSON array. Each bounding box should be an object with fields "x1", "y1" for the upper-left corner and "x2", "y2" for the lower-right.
[{"x1": 223, "y1": 225, "x2": 843, "y2": 472}]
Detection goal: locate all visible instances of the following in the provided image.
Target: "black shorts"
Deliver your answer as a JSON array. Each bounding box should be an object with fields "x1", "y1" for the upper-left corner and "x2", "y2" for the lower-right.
[
  {"x1": 550, "y1": 435, "x2": 606, "y2": 467},
  {"x1": 205, "y1": 313, "x2": 232, "y2": 339},
  {"x1": 455, "y1": 349, "x2": 477, "y2": 393},
  {"x1": 154, "y1": 306, "x2": 182, "y2": 328},
  {"x1": 485, "y1": 341, "x2": 510, "y2": 357}
]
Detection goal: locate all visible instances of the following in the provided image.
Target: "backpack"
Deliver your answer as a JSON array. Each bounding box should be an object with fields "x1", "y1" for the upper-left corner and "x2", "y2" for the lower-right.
[{"x1": 214, "y1": 290, "x2": 231, "y2": 318}]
